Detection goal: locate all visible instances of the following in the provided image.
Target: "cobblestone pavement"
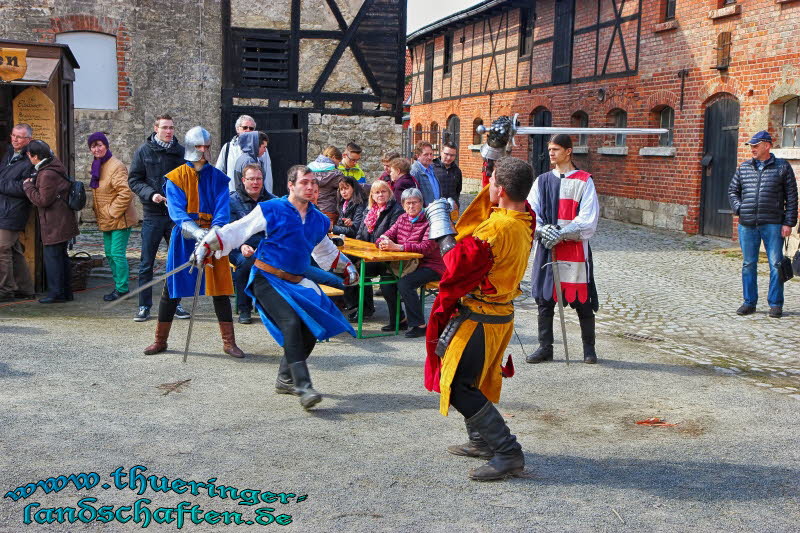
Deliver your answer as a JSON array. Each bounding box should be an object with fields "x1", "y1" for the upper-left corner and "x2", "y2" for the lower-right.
[
  {"x1": 74, "y1": 217, "x2": 800, "y2": 396},
  {"x1": 516, "y1": 219, "x2": 800, "y2": 397}
]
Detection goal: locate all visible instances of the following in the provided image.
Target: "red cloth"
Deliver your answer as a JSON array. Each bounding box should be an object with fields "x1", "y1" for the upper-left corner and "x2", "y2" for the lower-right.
[
  {"x1": 424, "y1": 236, "x2": 494, "y2": 393},
  {"x1": 481, "y1": 160, "x2": 491, "y2": 187}
]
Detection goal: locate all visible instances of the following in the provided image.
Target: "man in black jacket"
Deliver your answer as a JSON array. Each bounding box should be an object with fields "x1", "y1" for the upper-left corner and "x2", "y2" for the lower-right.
[
  {"x1": 432, "y1": 142, "x2": 463, "y2": 213},
  {"x1": 0, "y1": 124, "x2": 35, "y2": 301},
  {"x1": 229, "y1": 163, "x2": 274, "y2": 324},
  {"x1": 128, "y1": 114, "x2": 189, "y2": 322},
  {"x1": 728, "y1": 130, "x2": 798, "y2": 318}
]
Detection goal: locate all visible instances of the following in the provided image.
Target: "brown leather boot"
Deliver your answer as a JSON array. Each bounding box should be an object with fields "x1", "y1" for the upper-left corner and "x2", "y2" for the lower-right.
[
  {"x1": 144, "y1": 321, "x2": 171, "y2": 355},
  {"x1": 219, "y1": 321, "x2": 245, "y2": 358}
]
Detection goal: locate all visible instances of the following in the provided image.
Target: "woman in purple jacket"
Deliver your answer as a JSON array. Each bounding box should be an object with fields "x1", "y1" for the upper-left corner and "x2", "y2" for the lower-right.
[{"x1": 377, "y1": 187, "x2": 445, "y2": 338}]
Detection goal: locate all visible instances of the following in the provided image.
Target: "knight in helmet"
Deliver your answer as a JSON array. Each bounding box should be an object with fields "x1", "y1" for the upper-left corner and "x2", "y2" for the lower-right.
[{"x1": 143, "y1": 126, "x2": 245, "y2": 359}]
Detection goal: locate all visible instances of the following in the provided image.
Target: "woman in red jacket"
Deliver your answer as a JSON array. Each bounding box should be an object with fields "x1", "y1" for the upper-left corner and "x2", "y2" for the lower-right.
[
  {"x1": 23, "y1": 140, "x2": 80, "y2": 303},
  {"x1": 377, "y1": 188, "x2": 445, "y2": 338}
]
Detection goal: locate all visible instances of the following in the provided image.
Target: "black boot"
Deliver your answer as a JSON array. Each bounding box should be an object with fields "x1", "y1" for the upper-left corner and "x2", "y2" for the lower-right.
[
  {"x1": 579, "y1": 314, "x2": 598, "y2": 364},
  {"x1": 288, "y1": 361, "x2": 322, "y2": 409},
  {"x1": 275, "y1": 357, "x2": 298, "y2": 395},
  {"x1": 447, "y1": 418, "x2": 493, "y2": 459},
  {"x1": 467, "y1": 402, "x2": 524, "y2": 481},
  {"x1": 526, "y1": 313, "x2": 554, "y2": 363}
]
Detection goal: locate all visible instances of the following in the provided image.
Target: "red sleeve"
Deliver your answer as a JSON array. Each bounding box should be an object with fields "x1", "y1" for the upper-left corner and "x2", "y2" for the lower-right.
[{"x1": 424, "y1": 235, "x2": 494, "y2": 393}]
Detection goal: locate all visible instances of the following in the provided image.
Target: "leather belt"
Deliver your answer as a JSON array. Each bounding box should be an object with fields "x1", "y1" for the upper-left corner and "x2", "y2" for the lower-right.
[
  {"x1": 435, "y1": 304, "x2": 514, "y2": 357},
  {"x1": 254, "y1": 259, "x2": 303, "y2": 283}
]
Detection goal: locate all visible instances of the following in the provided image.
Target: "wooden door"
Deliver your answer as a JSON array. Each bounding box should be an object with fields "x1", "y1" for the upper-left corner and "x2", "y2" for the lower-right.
[
  {"x1": 529, "y1": 108, "x2": 552, "y2": 177},
  {"x1": 701, "y1": 97, "x2": 739, "y2": 237}
]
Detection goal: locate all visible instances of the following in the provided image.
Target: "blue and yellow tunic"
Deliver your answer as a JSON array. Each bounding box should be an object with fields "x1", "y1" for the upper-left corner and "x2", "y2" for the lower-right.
[
  {"x1": 164, "y1": 162, "x2": 234, "y2": 298},
  {"x1": 245, "y1": 197, "x2": 355, "y2": 345}
]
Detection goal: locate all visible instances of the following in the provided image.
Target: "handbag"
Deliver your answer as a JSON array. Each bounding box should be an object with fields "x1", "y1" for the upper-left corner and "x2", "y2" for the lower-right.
[
  {"x1": 779, "y1": 238, "x2": 794, "y2": 283},
  {"x1": 388, "y1": 258, "x2": 419, "y2": 278},
  {"x1": 793, "y1": 240, "x2": 800, "y2": 276}
]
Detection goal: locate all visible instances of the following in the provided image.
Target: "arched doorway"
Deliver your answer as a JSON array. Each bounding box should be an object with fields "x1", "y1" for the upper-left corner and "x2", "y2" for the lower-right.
[
  {"x1": 528, "y1": 107, "x2": 552, "y2": 177},
  {"x1": 701, "y1": 95, "x2": 739, "y2": 237}
]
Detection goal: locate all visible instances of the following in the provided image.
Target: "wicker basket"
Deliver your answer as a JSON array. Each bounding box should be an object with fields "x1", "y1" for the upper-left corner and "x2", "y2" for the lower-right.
[{"x1": 70, "y1": 251, "x2": 104, "y2": 291}]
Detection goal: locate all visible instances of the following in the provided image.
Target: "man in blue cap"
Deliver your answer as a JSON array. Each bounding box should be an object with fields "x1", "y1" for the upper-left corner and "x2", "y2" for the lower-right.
[{"x1": 728, "y1": 130, "x2": 798, "y2": 318}]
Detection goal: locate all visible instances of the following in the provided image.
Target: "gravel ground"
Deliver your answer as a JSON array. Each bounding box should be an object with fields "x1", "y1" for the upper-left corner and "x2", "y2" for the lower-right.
[{"x1": 1, "y1": 270, "x2": 798, "y2": 532}]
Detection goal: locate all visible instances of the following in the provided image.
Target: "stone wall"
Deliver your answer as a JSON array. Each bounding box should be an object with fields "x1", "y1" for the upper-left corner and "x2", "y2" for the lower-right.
[
  {"x1": 307, "y1": 113, "x2": 403, "y2": 180},
  {"x1": 0, "y1": 0, "x2": 223, "y2": 222},
  {"x1": 598, "y1": 195, "x2": 688, "y2": 232}
]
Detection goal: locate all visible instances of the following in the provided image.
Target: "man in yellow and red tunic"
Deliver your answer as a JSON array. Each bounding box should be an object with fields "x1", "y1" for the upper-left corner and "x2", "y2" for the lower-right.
[
  {"x1": 425, "y1": 156, "x2": 535, "y2": 481},
  {"x1": 143, "y1": 126, "x2": 244, "y2": 358}
]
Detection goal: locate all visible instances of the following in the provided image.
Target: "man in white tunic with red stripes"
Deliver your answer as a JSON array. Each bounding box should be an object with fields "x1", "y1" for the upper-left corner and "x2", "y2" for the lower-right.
[{"x1": 525, "y1": 134, "x2": 600, "y2": 364}]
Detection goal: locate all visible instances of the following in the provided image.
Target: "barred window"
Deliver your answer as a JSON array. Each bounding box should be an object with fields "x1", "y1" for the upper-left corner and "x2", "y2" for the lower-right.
[
  {"x1": 519, "y1": 8, "x2": 534, "y2": 57},
  {"x1": 783, "y1": 96, "x2": 800, "y2": 148},
  {"x1": 659, "y1": 107, "x2": 675, "y2": 147},
  {"x1": 665, "y1": 0, "x2": 677, "y2": 20},
  {"x1": 611, "y1": 109, "x2": 627, "y2": 146},
  {"x1": 472, "y1": 118, "x2": 484, "y2": 145},
  {"x1": 571, "y1": 111, "x2": 589, "y2": 147}
]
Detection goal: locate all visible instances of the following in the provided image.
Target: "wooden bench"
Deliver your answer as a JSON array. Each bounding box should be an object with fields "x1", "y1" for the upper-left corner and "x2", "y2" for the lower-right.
[
  {"x1": 419, "y1": 280, "x2": 440, "y2": 312},
  {"x1": 320, "y1": 284, "x2": 344, "y2": 297}
]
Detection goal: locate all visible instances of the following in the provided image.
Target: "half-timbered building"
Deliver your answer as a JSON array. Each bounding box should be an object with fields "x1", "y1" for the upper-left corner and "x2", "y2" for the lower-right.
[
  {"x1": 408, "y1": 0, "x2": 800, "y2": 237},
  {"x1": 0, "y1": 0, "x2": 406, "y2": 213}
]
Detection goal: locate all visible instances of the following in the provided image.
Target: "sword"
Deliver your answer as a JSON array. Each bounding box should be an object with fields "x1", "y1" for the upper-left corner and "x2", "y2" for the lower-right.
[
  {"x1": 182, "y1": 264, "x2": 206, "y2": 363},
  {"x1": 545, "y1": 248, "x2": 570, "y2": 365},
  {"x1": 103, "y1": 260, "x2": 194, "y2": 309}
]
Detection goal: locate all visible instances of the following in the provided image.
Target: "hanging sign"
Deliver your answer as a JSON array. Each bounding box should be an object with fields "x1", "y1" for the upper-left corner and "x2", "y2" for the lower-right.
[{"x1": 0, "y1": 48, "x2": 28, "y2": 82}]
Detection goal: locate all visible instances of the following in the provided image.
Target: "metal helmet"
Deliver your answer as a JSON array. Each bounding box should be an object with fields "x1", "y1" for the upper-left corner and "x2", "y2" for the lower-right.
[
  {"x1": 184, "y1": 126, "x2": 212, "y2": 162},
  {"x1": 425, "y1": 198, "x2": 458, "y2": 256}
]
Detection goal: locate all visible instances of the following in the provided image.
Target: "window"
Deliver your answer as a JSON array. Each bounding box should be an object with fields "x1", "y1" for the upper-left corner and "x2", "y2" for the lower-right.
[
  {"x1": 444, "y1": 114, "x2": 460, "y2": 159},
  {"x1": 783, "y1": 96, "x2": 800, "y2": 148},
  {"x1": 430, "y1": 122, "x2": 439, "y2": 148},
  {"x1": 414, "y1": 123, "x2": 423, "y2": 144},
  {"x1": 519, "y1": 8, "x2": 534, "y2": 57},
  {"x1": 230, "y1": 30, "x2": 293, "y2": 90},
  {"x1": 571, "y1": 111, "x2": 589, "y2": 147},
  {"x1": 611, "y1": 109, "x2": 627, "y2": 146},
  {"x1": 715, "y1": 32, "x2": 731, "y2": 70},
  {"x1": 443, "y1": 34, "x2": 453, "y2": 76},
  {"x1": 659, "y1": 107, "x2": 675, "y2": 147},
  {"x1": 665, "y1": 0, "x2": 676, "y2": 20},
  {"x1": 55, "y1": 32, "x2": 118, "y2": 110},
  {"x1": 472, "y1": 118, "x2": 484, "y2": 145}
]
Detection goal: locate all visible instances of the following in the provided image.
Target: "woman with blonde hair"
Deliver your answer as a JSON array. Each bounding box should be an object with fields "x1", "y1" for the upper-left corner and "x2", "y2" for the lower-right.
[{"x1": 344, "y1": 179, "x2": 402, "y2": 321}]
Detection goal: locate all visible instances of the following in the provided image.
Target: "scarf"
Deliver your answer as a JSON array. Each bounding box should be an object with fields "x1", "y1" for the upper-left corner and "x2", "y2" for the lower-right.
[
  {"x1": 87, "y1": 132, "x2": 112, "y2": 189},
  {"x1": 363, "y1": 203, "x2": 387, "y2": 234}
]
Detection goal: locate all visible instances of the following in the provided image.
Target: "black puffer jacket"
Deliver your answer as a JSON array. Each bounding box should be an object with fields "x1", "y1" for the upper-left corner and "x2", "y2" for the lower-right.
[
  {"x1": 0, "y1": 145, "x2": 33, "y2": 231},
  {"x1": 728, "y1": 155, "x2": 798, "y2": 227},
  {"x1": 128, "y1": 133, "x2": 185, "y2": 217}
]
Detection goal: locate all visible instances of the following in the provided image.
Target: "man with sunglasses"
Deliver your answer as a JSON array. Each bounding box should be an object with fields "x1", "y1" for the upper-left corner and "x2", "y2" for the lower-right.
[
  {"x1": 216, "y1": 115, "x2": 273, "y2": 194},
  {"x1": 338, "y1": 142, "x2": 366, "y2": 184}
]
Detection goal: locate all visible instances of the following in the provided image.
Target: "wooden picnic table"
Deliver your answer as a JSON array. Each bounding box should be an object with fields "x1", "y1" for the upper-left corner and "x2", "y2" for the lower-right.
[{"x1": 334, "y1": 236, "x2": 423, "y2": 338}]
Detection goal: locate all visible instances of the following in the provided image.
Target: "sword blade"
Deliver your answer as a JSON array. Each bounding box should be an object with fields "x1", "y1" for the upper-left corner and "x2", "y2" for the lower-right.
[
  {"x1": 103, "y1": 260, "x2": 194, "y2": 309},
  {"x1": 183, "y1": 266, "x2": 205, "y2": 364},
  {"x1": 550, "y1": 248, "x2": 570, "y2": 365}
]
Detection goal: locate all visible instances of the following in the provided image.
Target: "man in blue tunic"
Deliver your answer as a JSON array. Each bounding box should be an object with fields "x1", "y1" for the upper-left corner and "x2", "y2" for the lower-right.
[
  {"x1": 143, "y1": 126, "x2": 244, "y2": 359},
  {"x1": 192, "y1": 164, "x2": 359, "y2": 409}
]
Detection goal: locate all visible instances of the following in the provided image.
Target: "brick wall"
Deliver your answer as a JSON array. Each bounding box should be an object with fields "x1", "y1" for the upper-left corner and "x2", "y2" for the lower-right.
[{"x1": 409, "y1": 0, "x2": 800, "y2": 236}]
